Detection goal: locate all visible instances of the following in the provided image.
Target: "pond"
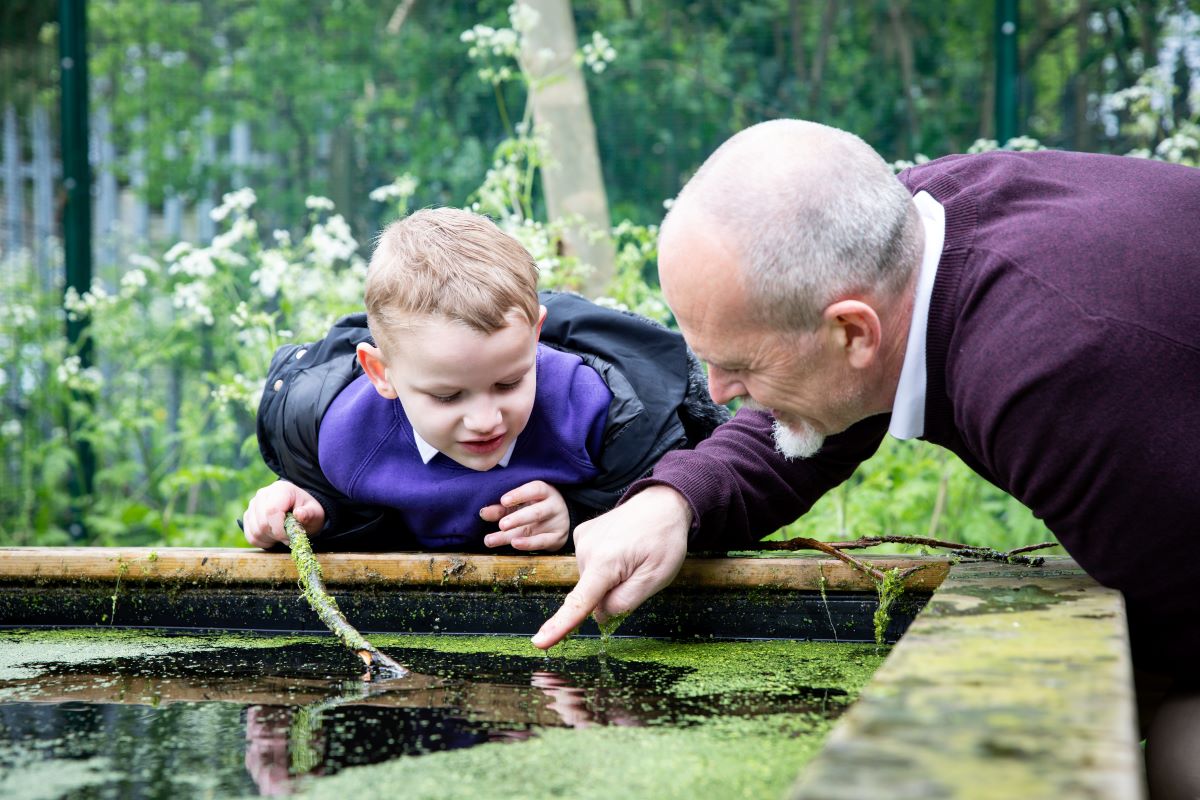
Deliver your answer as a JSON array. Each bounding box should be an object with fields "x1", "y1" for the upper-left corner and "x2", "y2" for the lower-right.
[{"x1": 0, "y1": 628, "x2": 886, "y2": 799}]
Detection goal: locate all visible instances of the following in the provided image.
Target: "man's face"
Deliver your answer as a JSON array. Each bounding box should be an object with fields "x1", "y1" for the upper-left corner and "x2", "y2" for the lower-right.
[
  {"x1": 659, "y1": 210, "x2": 868, "y2": 458},
  {"x1": 379, "y1": 310, "x2": 540, "y2": 471}
]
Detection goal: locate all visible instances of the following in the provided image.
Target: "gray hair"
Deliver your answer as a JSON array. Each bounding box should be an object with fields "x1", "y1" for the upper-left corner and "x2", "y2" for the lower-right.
[{"x1": 666, "y1": 120, "x2": 922, "y2": 330}]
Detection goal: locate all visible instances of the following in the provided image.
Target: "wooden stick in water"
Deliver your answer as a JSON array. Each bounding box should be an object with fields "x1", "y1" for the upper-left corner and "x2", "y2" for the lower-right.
[{"x1": 284, "y1": 512, "x2": 410, "y2": 680}]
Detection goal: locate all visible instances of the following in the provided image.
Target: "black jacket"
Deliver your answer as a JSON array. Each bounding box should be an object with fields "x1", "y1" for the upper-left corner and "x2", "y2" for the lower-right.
[{"x1": 256, "y1": 291, "x2": 728, "y2": 550}]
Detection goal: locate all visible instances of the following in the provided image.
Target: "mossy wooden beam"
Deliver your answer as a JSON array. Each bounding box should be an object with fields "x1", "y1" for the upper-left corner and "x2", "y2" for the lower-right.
[
  {"x1": 0, "y1": 548, "x2": 949, "y2": 592},
  {"x1": 789, "y1": 558, "x2": 1144, "y2": 800}
]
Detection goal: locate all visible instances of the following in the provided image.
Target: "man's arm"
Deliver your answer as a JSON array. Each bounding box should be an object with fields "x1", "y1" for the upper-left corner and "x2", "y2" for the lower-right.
[{"x1": 533, "y1": 407, "x2": 888, "y2": 648}]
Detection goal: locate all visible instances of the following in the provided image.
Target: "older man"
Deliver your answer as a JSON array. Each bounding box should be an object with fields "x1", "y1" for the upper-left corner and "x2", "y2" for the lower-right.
[{"x1": 533, "y1": 120, "x2": 1200, "y2": 795}]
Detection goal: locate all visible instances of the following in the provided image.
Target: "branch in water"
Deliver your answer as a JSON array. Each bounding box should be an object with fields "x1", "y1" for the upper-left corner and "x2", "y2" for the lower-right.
[{"x1": 285, "y1": 512, "x2": 410, "y2": 680}]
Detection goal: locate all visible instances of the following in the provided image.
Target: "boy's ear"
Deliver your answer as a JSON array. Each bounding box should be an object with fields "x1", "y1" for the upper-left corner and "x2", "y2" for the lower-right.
[
  {"x1": 535, "y1": 304, "x2": 547, "y2": 341},
  {"x1": 356, "y1": 343, "x2": 398, "y2": 399}
]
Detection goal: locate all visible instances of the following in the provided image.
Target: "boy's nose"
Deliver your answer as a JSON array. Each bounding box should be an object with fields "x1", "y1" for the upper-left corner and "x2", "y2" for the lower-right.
[{"x1": 463, "y1": 402, "x2": 503, "y2": 433}]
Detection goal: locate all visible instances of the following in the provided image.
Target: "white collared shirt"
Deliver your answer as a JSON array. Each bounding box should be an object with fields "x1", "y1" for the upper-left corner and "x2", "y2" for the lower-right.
[
  {"x1": 888, "y1": 191, "x2": 945, "y2": 441},
  {"x1": 412, "y1": 428, "x2": 518, "y2": 467}
]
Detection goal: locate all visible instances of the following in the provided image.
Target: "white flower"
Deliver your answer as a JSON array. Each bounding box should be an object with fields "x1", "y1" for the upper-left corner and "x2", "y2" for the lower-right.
[
  {"x1": 1, "y1": 419, "x2": 19, "y2": 438},
  {"x1": 273, "y1": 229, "x2": 292, "y2": 246},
  {"x1": 127, "y1": 253, "x2": 161, "y2": 273},
  {"x1": 251, "y1": 250, "x2": 290, "y2": 298},
  {"x1": 211, "y1": 187, "x2": 257, "y2": 221},
  {"x1": 170, "y1": 249, "x2": 216, "y2": 278},
  {"x1": 55, "y1": 355, "x2": 104, "y2": 392},
  {"x1": 163, "y1": 242, "x2": 192, "y2": 263},
  {"x1": 582, "y1": 31, "x2": 617, "y2": 73},
  {"x1": 172, "y1": 282, "x2": 215, "y2": 326},
  {"x1": 368, "y1": 174, "x2": 420, "y2": 203},
  {"x1": 967, "y1": 138, "x2": 1000, "y2": 154},
  {"x1": 211, "y1": 215, "x2": 256, "y2": 257},
  {"x1": 120, "y1": 268, "x2": 148, "y2": 296},
  {"x1": 305, "y1": 195, "x2": 336, "y2": 212},
  {"x1": 1004, "y1": 135, "x2": 1044, "y2": 151},
  {"x1": 309, "y1": 214, "x2": 358, "y2": 267},
  {"x1": 508, "y1": 3, "x2": 540, "y2": 34},
  {"x1": 9, "y1": 304, "x2": 37, "y2": 326}
]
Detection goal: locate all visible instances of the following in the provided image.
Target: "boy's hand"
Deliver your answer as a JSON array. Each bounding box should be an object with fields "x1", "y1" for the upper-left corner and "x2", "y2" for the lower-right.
[
  {"x1": 242, "y1": 481, "x2": 325, "y2": 549},
  {"x1": 480, "y1": 481, "x2": 570, "y2": 552}
]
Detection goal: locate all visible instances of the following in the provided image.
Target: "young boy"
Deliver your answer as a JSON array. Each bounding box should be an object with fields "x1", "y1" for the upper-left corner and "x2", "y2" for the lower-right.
[{"x1": 242, "y1": 208, "x2": 727, "y2": 552}]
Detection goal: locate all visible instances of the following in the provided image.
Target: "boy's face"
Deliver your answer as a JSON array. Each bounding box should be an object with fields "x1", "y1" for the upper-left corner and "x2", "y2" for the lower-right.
[{"x1": 359, "y1": 307, "x2": 545, "y2": 471}]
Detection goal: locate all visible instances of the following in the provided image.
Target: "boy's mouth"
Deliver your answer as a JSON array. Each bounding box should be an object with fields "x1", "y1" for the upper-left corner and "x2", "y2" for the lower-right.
[{"x1": 460, "y1": 433, "x2": 506, "y2": 455}]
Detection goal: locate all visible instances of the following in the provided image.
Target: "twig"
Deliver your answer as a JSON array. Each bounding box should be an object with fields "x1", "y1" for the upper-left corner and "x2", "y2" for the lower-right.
[
  {"x1": 285, "y1": 513, "x2": 410, "y2": 680},
  {"x1": 784, "y1": 536, "x2": 890, "y2": 583},
  {"x1": 759, "y1": 534, "x2": 1056, "y2": 567}
]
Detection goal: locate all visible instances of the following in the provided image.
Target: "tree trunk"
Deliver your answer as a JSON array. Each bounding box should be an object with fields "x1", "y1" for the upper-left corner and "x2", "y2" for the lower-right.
[
  {"x1": 789, "y1": 0, "x2": 808, "y2": 88},
  {"x1": 808, "y1": 0, "x2": 836, "y2": 110},
  {"x1": 1073, "y1": 0, "x2": 1091, "y2": 151},
  {"x1": 519, "y1": 0, "x2": 617, "y2": 296},
  {"x1": 886, "y1": 0, "x2": 920, "y2": 156}
]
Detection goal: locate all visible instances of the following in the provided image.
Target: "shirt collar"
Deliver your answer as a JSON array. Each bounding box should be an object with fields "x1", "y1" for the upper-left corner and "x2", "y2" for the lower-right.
[
  {"x1": 888, "y1": 190, "x2": 945, "y2": 441},
  {"x1": 412, "y1": 428, "x2": 518, "y2": 467}
]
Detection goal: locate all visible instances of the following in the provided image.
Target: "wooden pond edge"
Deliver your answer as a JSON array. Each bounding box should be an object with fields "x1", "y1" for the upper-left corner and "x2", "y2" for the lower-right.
[{"x1": 0, "y1": 547, "x2": 950, "y2": 592}]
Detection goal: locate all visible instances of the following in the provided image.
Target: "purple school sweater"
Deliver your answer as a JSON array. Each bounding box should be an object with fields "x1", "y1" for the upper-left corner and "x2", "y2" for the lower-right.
[
  {"x1": 632, "y1": 151, "x2": 1200, "y2": 670},
  {"x1": 318, "y1": 343, "x2": 612, "y2": 549}
]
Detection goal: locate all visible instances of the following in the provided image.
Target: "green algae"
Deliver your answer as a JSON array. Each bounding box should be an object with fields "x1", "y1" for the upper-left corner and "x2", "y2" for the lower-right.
[
  {"x1": 0, "y1": 628, "x2": 320, "y2": 682},
  {"x1": 873, "y1": 567, "x2": 904, "y2": 645},
  {"x1": 295, "y1": 712, "x2": 838, "y2": 800},
  {"x1": 363, "y1": 633, "x2": 887, "y2": 701}
]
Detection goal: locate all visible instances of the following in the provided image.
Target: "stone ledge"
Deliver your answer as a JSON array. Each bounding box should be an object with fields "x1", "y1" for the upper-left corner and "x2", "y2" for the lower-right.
[{"x1": 790, "y1": 558, "x2": 1144, "y2": 800}]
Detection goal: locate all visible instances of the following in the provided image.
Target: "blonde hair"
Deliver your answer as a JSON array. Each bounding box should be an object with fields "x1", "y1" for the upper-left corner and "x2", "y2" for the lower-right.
[{"x1": 364, "y1": 208, "x2": 540, "y2": 355}]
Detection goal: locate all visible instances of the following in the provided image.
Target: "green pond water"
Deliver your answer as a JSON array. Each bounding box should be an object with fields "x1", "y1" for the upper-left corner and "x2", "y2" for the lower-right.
[{"x1": 0, "y1": 629, "x2": 886, "y2": 799}]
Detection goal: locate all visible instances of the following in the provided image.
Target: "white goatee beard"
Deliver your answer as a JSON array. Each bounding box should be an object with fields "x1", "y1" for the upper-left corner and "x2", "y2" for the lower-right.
[{"x1": 772, "y1": 418, "x2": 825, "y2": 460}]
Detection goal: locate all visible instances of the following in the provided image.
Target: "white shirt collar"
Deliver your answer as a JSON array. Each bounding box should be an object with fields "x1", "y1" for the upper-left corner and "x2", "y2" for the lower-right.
[
  {"x1": 412, "y1": 427, "x2": 517, "y2": 467},
  {"x1": 888, "y1": 191, "x2": 945, "y2": 441}
]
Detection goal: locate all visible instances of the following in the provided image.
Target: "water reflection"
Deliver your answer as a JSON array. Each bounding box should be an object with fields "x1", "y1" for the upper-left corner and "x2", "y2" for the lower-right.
[{"x1": 0, "y1": 639, "x2": 849, "y2": 798}]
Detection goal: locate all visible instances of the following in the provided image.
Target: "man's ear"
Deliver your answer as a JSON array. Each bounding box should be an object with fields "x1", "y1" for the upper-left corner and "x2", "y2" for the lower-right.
[
  {"x1": 822, "y1": 299, "x2": 882, "y2": 370},
  {"x1": 534, "y1": 304, "x2": 548, "y2": 341},
  {"x1": 356, "y1": 343, "x2": 398, "y2": 399}
]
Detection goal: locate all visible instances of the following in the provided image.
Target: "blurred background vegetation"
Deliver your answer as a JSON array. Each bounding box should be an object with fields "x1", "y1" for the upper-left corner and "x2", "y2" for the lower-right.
[{"x1": 1, "y1": 0, "x2": 1197, "y2": 550}]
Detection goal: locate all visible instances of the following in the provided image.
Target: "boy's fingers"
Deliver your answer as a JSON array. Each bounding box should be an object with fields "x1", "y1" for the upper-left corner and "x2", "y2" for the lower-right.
[
  {"x1": 478, "y1": 503, "x2": 509, "y2": 522},
  {"x1": 483, "y1": 528, "x2": 526, "y2": 548},
  {"x1": 498, "y1": 501, "x2": 550, "y2": 531},
  {"x1": 532, "y1": 570, "x2": 613, "y2": 649},
  {"x1": 293, "y1": 497, "x2": 325, "y2": 534},
  {"x1": 501, "y1": 480, "x2": 550, "y2": 507},
  {"x1": 509, "y1": 532, "x2": 563, "y2": 552}
]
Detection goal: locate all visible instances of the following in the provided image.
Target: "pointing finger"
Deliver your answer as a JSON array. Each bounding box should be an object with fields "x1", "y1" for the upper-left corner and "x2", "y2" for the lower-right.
[{"x1": 532, "y1": 569, "x2": 614, "y2": 650}]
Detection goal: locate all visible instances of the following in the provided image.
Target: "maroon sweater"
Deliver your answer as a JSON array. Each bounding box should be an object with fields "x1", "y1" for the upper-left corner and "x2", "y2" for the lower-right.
[{"x1": 636, "y1": 151, "x2": 1200, "y2": 670}]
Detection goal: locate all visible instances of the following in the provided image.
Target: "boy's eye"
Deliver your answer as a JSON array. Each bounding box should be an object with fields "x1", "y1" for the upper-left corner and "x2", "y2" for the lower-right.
[
  {"x1": 430, "y1": 392, "x2": 461, "y2": 404},
  {"x1": 495, "y1": 379, "x2": 523, "y2": 392}
]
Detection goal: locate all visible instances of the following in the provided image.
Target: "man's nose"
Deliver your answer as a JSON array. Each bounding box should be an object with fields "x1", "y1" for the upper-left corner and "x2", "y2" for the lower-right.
[{"x1": 707, "y1": 366, "x2": 744, "y2": 406}]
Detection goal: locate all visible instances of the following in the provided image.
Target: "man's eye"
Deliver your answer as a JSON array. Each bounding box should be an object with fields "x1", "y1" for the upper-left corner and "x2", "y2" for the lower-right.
[
  {"x1": 495, "y1": 379, "x2": 523, "y2": 392},
  {"x1": 431, "y1": 392, "x2": 461, "y2": 404}
]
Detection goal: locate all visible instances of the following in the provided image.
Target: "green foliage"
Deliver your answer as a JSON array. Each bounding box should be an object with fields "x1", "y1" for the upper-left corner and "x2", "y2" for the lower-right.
[{"x1": 3, "y1": 2, "x2": 1197, "y2": 550}]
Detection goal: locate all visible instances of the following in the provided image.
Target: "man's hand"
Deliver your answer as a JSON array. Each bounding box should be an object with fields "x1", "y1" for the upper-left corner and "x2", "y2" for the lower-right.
[
  {"x1": 242, "y1": 481, "x2": 325, "y2": 549},
  {"x1": 480, "y1": 480, "x2": 570, "y2": 552},
  {"x1": 531, "y1": 485, "x2": 692, "y2": 649}
]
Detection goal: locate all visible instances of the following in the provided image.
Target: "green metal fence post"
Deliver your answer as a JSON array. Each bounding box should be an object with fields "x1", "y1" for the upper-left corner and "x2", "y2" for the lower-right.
[
  {"x1": 995, "y1": 0, "x2": 1020, "y2": 144},
  {"x1": 59, "y1": 0, "x2": 95, "y2": 538}
]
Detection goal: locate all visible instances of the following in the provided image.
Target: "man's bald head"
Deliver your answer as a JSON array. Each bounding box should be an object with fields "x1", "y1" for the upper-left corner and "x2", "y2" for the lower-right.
[{"x1": 661, "y1": 120, "x2": 921, "y2": 331}]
